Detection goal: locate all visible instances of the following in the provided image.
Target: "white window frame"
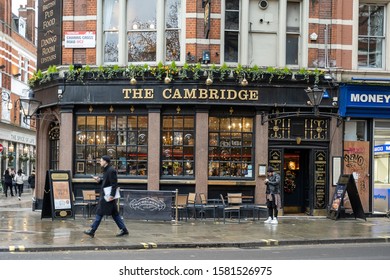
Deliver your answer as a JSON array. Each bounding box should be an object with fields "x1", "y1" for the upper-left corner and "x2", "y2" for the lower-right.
[
  {"x1": 97, "y1": 0, "x2": 185, "y2": 65},
  {"x1": 221, "y1": 0, "x2": 241, "y2": 64}
]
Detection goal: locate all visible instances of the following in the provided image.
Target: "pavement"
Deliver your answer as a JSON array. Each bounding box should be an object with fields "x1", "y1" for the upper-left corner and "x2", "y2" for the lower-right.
[{"x1": 1, "y1": 189, "x2": 390, "y2": 252}]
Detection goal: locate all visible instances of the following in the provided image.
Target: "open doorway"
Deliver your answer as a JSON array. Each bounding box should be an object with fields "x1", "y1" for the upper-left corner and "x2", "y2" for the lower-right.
[{"x1": 283, "y1": 149, "x2": 311, "y2": 214}]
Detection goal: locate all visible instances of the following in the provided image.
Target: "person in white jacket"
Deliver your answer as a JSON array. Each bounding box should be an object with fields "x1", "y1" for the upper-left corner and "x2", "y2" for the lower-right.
[{"x1": 14, "y1": 169, "x2": 26, "y2": 200}]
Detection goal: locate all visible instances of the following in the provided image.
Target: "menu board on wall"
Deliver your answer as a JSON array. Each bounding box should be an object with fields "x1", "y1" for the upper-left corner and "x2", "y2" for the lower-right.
[{"x1": 37, "y1": 0, "x2": 63, "y2": 70}]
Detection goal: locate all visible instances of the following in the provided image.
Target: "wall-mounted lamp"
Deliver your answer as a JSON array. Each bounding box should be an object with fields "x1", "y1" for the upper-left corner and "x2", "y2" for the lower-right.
[
  {"x1": 0, "y1": 65, "x2": 5, "y2": 69},
  {"x1": 13, "y1": 73, "x2": 21, "y2": 78},
  {"x1": 13, "y1": 95, "x2": 42, "y2": 123}
]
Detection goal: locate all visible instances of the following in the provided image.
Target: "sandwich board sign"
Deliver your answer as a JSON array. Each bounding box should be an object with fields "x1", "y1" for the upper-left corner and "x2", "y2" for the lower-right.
[
  {"x1": 327, "y1": 174, "x2": 366, "y2": 220},
  {"x1": 41, "y1": 170, "x2": 74, "y2": 220}
]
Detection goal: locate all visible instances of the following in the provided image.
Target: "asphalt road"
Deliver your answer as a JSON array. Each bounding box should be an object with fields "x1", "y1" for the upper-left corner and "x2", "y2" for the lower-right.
[{"x1": 1, "y1": 242, "x2": 390, "y2": 260}]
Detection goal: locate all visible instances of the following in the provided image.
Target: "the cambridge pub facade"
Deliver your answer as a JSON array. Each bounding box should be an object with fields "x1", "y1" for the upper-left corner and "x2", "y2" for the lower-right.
[{"x1": 31, "y1": 0, "x2": 344, "y2": 216}]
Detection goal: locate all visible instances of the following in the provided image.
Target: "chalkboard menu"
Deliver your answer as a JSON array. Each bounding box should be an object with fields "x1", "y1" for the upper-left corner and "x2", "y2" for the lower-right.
[
  {"x1": 41, "y1": 170, "x2": 74, "y2": 220},
  {"x1": 37, "y1": 0, "x2": 63, "y2": 70},
  {"x1": 327, "y1": 174, "x2": 366, "y2": 220}
]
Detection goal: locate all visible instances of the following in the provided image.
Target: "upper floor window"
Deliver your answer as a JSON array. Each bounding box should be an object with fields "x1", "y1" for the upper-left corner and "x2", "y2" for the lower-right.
[
  {"x1": 286, "y1": 1, "x2": 301, "y2": 65},
  {"x1": 103, "y1": 0, "x2": 183, "y2": 64},
  {"x1": 358, "y1": 4, "x2": 385, "y2": 68},
  {"x1": 103, "y1": 0, "x2": 120, "y2": 63},
  {"x1": 224, "y1": 0, "x2": 240, "y2": 63}
]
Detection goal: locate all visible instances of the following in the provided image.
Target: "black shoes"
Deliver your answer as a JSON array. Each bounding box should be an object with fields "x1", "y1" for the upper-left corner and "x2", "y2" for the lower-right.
[
  {"x1": 116, "y1": 229, "x2": 129, "y2": 237},
  {"x1": 83, "y1": 228, "x2": 95, "y2": 238}
]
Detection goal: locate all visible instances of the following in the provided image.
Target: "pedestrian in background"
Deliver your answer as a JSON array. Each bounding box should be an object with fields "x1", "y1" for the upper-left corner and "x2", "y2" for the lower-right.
[
  {"x1": 83, "y1": 155, "x2": 129, "y2": 238},
  {"x1": 14, "y1": 169, "x2": 26, "y2": 200},
  {"x1": 264, "y1": 166, "x2": 282, "y2": 224},
  {"x1": 10, "y1": 168, "x2": 17, "y2": 196},
  {"x1": 3, "y1": 169, "x2": 14, "y2": 197},
  {"x1": 28, "y1": 170, "x2": 36, "y2": 201}
]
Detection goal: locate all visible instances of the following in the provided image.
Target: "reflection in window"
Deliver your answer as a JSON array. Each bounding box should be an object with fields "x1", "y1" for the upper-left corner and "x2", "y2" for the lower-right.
[
  {"x1": 75, "y1": 115, "x2": 148, "y2": 176},
  {"x1": 358, "y1": 5, "x2": 384, "y2": 68},
  {"x1": 162, "y1": 115, "x2": 195, "y2": 177},
  {"x1": 127, "y1": 0, "x2": 157, "y2": 62},
  {"x1": 165, "y1": 0, "x2": 181, "y2": 61},
  {"x1": 208, "y1": 116, "x2": 254, "y2": 179},
  {"x1": 103, "y1": 0, "x2": 120, "y2": 62}
]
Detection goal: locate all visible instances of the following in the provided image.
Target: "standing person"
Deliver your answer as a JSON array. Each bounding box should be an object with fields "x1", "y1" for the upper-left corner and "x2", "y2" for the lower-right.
[
  {"x1": 83, "y1": 155, "x2": 129, "y2": 238},
  {"x1": 14, "y1": 169, "x2": 25, "y2": 200},
  {"x1": 28, "y1": 170, "x2": 36, "y2": 201},
  {"x1": 3, "y1": 169, "x2": 14, "y2": 197},
  {"x1": 264, "y1": 166, "x2": 282, "y2": 224}
]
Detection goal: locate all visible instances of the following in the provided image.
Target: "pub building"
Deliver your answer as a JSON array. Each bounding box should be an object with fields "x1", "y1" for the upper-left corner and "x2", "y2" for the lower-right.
[
  {"x1": 31, "y1": 0, "x2": 344, "y2": 216},
  {"x1": 31, "y1": 74, "x2": 342, "y2": 216}
]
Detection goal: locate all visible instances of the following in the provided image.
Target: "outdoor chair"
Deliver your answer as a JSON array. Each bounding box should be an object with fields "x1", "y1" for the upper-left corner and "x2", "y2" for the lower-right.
[
  {"x1": 72, "y1": 192, "x2": 88, "y2": 218},
  {"x1": 173, "y1": 194, "x2": 188, "y2": 221},
  {"x1": 220, "y1": 193, "x2": 241, "y2": 223},
  {"x1": 186, "y1": 192, "x2": 197, "y2": 219},
  {"x1": 82, "y1": 190, "x2": 98, "y2": 217},
  {"x1": 199, "y1": 193, "x2": 218, "y2": 220}
]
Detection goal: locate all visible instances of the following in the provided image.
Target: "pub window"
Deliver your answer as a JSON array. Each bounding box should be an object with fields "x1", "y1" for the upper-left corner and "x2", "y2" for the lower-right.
[
  {"x1": 75, "y1": 115, "x2": 148, "y2": 176},
  {"x1": 224, "y1": 0, "x2": 240, "y2": 63},
  {"x1": 208, "y1": 116, "x2": 254, "y2": 179},
  {"x1": 165, "y1": 0, "x2": 181, "y2": 61},
  {"x1": 162, "y1": 115, "x2": 195, "y2": 177}
]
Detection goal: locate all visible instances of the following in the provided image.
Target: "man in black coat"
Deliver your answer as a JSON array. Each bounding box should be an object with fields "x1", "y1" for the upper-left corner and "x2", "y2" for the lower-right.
[{"x1": 84, "y1": 155, "x2": 129, "y2": 238}]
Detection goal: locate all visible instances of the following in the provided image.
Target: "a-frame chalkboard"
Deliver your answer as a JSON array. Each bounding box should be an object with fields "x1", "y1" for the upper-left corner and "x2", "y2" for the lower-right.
[
  {"x1": 327, "y1": 174, "x2": 366, "y2": 220},
  {"x1": 41, "y1": 170, "x2": 74, "y2": 220}
]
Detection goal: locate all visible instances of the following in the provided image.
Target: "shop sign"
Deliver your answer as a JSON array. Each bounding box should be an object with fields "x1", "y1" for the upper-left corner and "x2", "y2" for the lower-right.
[
  {"x1": 65, "y1": 31, "x2": 96, "y2": 48},
  {"x1": 37, "y1": 0, "x2": 62, "y2": 70},
  {"x1": 374, "y1": 144, "x2": 390, "y2": 153}
]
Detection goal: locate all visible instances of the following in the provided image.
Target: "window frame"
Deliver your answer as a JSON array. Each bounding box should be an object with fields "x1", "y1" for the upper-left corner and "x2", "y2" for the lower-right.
[
  {"x1": 208, "y1": 114, "x2": 255, "y2": 180},
  {"x1": 100, "y1": 0, "x2": 185, "y2": 65},
  {"x1": 74, "y1": 114, "x2": 149, "y2": 177},
  {"x1": 161, "y1": 114, "x2": 195, "y2": 178},
  {"x1": 357, "y1": 4, "x2": 386, "y2": 69}
]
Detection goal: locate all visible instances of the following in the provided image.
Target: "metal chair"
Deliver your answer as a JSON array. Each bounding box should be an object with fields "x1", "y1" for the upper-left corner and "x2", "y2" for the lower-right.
[
  {"x1": 199, "y1": 193, "x2": 218, "y2": 220},
  {"x1": 186, "y1": 192, "x2": 197, "y2": 219},
  {"x1": 72, "y1": 192, "x2": 88, "y2": 218},
  {"x1": 173, "y1": 194, "x2": 188, "y2": 221},
  {"x1": 82, "y1": 190, "x2": 98, "y2": 217},
  {"x1": 220, "y1": 193, "x2": 241, "y2": 223}
]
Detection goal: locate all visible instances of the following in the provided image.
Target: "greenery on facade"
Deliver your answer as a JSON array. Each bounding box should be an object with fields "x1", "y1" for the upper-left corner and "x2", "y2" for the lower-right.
[{"x1": 28, "y1": 63, "x2": 325, "y2": 88}]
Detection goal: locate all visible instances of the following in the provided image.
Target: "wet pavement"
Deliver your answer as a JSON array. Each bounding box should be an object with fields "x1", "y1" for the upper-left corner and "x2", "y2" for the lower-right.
[{"x1": 1, "y1": 190, "x2": 390, "y2": 252}]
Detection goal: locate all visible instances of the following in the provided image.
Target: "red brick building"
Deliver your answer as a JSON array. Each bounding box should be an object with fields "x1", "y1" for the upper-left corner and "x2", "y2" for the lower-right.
[
  {"x1": 0, "y1": 0, "x2": 37, "y2": 179},
  {"x1": 32, "y1": 0, "x2": 390, "y2": 216}
]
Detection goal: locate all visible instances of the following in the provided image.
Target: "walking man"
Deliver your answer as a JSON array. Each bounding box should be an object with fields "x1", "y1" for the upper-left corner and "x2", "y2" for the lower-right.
[
  {"x1": 264, "y1": 166, "x2": 281, "y2": 224},
  {"x1": 83, "y1": 155, "x2": 129, "y2": 238}
]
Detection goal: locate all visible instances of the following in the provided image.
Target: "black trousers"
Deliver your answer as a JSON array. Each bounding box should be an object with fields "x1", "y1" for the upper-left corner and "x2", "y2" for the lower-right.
[{"x1": 267, "y1": 195, "x2": 278, "y2": 219}]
